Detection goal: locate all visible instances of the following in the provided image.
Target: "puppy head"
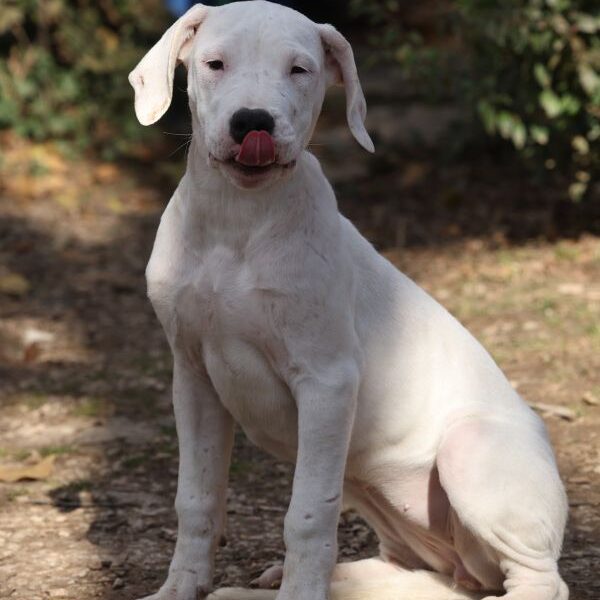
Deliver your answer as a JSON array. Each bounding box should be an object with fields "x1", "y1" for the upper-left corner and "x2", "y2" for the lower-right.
[{"x1": 129, "y1": 1, "x2": 374, "y2": 190}]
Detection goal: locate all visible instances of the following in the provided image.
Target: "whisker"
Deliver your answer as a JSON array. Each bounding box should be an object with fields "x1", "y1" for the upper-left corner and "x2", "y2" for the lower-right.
[
  {"x1": 168, "y1": 138, "x2": 192, "y2": 158},
  {"x1": 163, "y1": 131, "x2": 193, "y2": 137}
]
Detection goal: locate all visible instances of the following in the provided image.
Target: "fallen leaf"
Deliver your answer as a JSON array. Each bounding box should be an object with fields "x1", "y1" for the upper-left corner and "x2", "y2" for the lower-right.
[
  {"x1": 0, "y1": 454, "x2": 56, "y2": 482},
  {"x1": 23, "y1": 342, "x2": 41, "y2": 363},
  {"x1": 400, "y1": 162, "x2": 429, "y2": 188},
  {"x1": 558, "y1": 282, "x2": 584, "y2": 295},
  {"x1": 0, "y1": 272, "x2": 31, "y2": 296},
  {"x1": 530, "y1": 402, "x2": 576, "y2": 421},
  {"x1": 94, "y1": 163, "x2": 120, "y2": 184},
  {"x1": 582, "y1": 391, "x2": 599, "y2": 406}
]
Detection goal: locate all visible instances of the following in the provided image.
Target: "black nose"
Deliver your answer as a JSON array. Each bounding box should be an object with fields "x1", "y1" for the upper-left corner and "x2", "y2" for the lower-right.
[{"x1": 229, "y1": 108, "x2": 275, "y2": 143}]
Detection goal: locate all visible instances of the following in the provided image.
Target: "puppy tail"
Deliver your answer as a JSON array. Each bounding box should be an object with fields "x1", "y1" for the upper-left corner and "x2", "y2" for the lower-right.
[{"x1": 208, "y1": 569, "x2": 483, "y2": 600}]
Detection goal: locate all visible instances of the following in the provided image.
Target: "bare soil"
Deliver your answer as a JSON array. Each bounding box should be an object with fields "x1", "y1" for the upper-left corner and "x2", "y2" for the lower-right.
[{"x1": 0, "y1": 92, "x2": 598, "y2": 600}]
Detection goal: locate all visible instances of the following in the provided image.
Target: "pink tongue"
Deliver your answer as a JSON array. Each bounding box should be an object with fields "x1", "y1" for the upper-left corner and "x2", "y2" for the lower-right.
[{"x1": 236, "y1": 130, "x2": 276, "y2": 166}]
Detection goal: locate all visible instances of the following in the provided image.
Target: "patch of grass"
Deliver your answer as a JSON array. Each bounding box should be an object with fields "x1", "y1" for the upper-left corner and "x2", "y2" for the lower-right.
[
  {"x1": 155, "y1": 441, "x2": 177, "y2": 456},
  {"x1": 230, "y1": 459, "x2": 253, "y2": 475},
  {"x1": 28, "y1": 158, "x2": 51, "y2": 178},
  {"x1": 554, "y1": 243, "x2": 580, "y2": 262},
  {"x1": 538, "y1": 297, "x2": 558, "y2": 312},
  {"x1": 496, "y1": 248, "x2": 533, "y2": 276},
  {"x1": 537, "y1": 298, "x2": 561, "y2": 325},
  {"x1": 40, "y1": 445, "x2": 75, "y2": 457},
  {"x1": 122, "y1": 455, "x2": 148, "y2": 470},
  {"x1": 160, "y1": 424, "x2": 176, "y2": 438},
  {"x1": 5, "y1": 487, "x2": 28, "y2": 502},
  {"x1": 12, "y1": 449, "x2": 31, "y2": 461},
  {"x1": 113, "y1": 387, "x2": 161, "y2": 418},
  {"x1": 19, "y1": 393, "x2": 50, "y2": 410},
  {"x1": 585, "y1": 320, "x2": 600, "y2": 336},
  {"x1": 71, "y1": 397, "x2": 110, "y2": 418},
  {"x1": 130, "y1": 352, "x2": 172, "y2": 378}
]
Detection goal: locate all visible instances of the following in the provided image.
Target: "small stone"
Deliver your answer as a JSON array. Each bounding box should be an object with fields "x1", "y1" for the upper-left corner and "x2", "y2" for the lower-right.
[{"x1": 113, "y1": 577, "x2": 125, "y2": 589}]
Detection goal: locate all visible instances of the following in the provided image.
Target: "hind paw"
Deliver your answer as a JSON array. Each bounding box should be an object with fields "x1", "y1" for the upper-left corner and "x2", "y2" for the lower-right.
[{"x1": 250, "y1": 564, "x2": 283, "y2": 589}]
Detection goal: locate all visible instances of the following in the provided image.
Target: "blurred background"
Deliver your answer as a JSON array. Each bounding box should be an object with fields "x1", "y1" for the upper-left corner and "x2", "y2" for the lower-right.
[{"x1": 0, "y1": 1, "x2": 598, "y2": 599}]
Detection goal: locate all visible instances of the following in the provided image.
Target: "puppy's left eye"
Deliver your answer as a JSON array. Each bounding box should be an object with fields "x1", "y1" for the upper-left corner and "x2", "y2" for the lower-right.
[
  {"x1": 207, "y1": 60, "x2": 224, "y2": 71},
  {"x1": 291, "y1": 65, "x2": 308, "y2": 75}
]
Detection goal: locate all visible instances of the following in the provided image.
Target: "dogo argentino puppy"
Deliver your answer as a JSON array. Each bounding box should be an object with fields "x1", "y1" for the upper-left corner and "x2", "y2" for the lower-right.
[{"x1": 128, "y1": 2, "x2": 569, "y2": 599}]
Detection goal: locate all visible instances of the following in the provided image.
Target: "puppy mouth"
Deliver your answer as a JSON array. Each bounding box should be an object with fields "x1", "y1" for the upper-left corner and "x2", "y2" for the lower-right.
[
  {"x1": 221, "y1": 158, "x2": 296, "y2": 175},
  {"x1": 211, "y1": 130, "x2": 296, "y2": 180}
]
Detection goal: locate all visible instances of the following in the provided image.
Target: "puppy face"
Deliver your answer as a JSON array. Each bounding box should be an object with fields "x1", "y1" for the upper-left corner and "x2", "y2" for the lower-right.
[
  {"x1": 129, "y1": 1, "x2": 373, "y2": 191},
  {"x1": 187, "y1": 2, "x2": 328, "y2": 189}
]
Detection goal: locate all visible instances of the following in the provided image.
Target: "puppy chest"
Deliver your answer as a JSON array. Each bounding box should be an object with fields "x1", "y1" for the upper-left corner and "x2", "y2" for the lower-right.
[
  {"x1": 169, "y1": 246, "x2": 281, "y2": 340},
  {"x1": 203, "y1": 336, "x2": 298, "y2": 460},
  {"x1": 161, "y1": 248, "x2": 299, "y2": 457}
]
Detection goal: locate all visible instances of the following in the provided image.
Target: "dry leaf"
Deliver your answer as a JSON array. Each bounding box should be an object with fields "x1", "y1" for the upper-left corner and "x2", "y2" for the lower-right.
[
  {"x1": 0, "y1": 272, "x2": 31, "y2": 296},
  {"x1": 582, "y1": 392, "x2": 599, "y2": 406},
  {"x1": 0, "y1": 454, "x2": 56, "y2": 483},
  {"x1": 530, "y1": 402, "x2": 576, "y2": 421},
  {"x1": 94, "y1": 163, "x2": 119, "y2": 184}
]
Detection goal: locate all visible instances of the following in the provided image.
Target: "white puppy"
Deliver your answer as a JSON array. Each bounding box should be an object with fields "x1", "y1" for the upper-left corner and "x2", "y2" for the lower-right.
[{"x1": 129, "y1": 2, "x2": 569, "y2": 600}]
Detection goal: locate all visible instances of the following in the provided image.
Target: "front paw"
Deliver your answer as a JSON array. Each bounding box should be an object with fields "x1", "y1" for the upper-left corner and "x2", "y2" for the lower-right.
[{"x1": 138, "y1": 569, "x2": 209, "y2": 600}]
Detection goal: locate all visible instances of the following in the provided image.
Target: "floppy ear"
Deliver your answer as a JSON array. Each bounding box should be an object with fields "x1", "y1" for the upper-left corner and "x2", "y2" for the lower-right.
[
  {"x1": 128, "y1": 4, "x2": 209, "y2": 126},
  {"x1": 318, "y1": 24, "x2": 374, "y2": 153}
]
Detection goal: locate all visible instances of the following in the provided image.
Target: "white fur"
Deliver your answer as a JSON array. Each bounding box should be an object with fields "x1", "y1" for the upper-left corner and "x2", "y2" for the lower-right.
[{"x1": 129, "y1": 3, "x2": 569, "y2": 600}]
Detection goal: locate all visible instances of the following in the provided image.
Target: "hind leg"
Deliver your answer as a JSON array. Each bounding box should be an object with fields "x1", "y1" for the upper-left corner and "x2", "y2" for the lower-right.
[
  {"x1": 437, "y1": 415, "x2": 569, "y2": 600},
  {"x1": 331, "y1": 557, "x2": 407, "y2": 582},
  {"x1": 251, "y1": 557, "x2": 403, "y2": 589}
]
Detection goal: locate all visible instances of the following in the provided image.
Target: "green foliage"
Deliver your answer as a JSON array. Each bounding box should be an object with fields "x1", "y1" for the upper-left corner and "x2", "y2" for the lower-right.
[
  {"x1": 349, "y1": 0, "x2": 445, "y2": 90},
  {"x1": 461, "y1": 0, "x2": 599, "y2": 200},
  {"x1": 0, "y1": 0, "x2": 169, "y2": 157},
  {"x1": 351, "y1": 0, "x2": 600, "y2": 200}
]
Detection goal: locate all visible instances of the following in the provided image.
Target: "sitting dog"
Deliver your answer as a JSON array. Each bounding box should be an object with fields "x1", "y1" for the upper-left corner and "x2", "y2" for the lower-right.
[{"x1": 128, "y1": 2, "x2": 569, "y2": 599}]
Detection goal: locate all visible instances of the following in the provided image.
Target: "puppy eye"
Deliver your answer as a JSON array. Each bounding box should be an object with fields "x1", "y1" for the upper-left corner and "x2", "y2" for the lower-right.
[
  {"x1": 291, "y1": 65, "x2": 308, "y2": 75},
  {"x1": 207, "y1": 60, "x2": 224, "y2": 71}
]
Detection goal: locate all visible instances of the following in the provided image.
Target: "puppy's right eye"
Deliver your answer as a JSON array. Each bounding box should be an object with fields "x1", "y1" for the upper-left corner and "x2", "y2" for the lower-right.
[{"x1": 207, "y1": 60, "x2": 224, "y2": 71}]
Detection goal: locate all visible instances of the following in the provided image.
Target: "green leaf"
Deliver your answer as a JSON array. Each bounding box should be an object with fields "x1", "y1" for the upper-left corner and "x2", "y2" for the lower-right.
[
  {"x1": 539, "y1": 89, "x2": 562, "y2": 117},
  {"x1": 560, "y1": 94, "x2": 581, "y2": 116},
  {"x1": 534, "y1": 63, "x2": 551, "y2": 88},
  {"x1": 0, "y1": 8, "x2": 24, "y2": 34},
  {"x1": 497, "y1": 111, "x2": 516, "y2": 140},
  {"x1": 578, "y1": 64, "x2": 600, "y2": 97},
  {"x1": 568, "y1": 181, "x2": 588, "y2": 201},
  {"x1": 477, "y1": 100, "x2": 497, "y2": 134},
  {"x1": 530, "y1": 125, "x2": 550, "y2": 145},
  {"x1": 511, "y1": 120, "x2": 527, "y2": 149},
  {"x1": 572, "y1": 136, "x2": 590, "y2": 155},
  {"x1": 574, "y1": 13, "x2": 600, "y2": 34}
]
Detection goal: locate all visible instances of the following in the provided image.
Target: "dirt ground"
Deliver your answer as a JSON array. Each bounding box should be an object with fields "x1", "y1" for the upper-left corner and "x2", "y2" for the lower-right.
[{"x1": 0, "y1": 85, "x2": 599, "y2": 600}]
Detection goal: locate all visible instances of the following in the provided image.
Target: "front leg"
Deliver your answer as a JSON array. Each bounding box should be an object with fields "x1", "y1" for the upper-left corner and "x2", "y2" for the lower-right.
[
  {"x1": 278, "y1": 362, "x2": 359, "y2": 600},
  {"x1": 141, "y1": 351, "x2": 234, "y2": 600}
]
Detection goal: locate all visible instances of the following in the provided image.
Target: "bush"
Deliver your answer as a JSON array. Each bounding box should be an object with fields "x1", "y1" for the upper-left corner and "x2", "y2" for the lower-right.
[
  {"x1": 0, "y1": 0, "x2": 169, "y2": 158},
  {"x1": 351, "y1": 0, "x2": 600, "y2": 200}
]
